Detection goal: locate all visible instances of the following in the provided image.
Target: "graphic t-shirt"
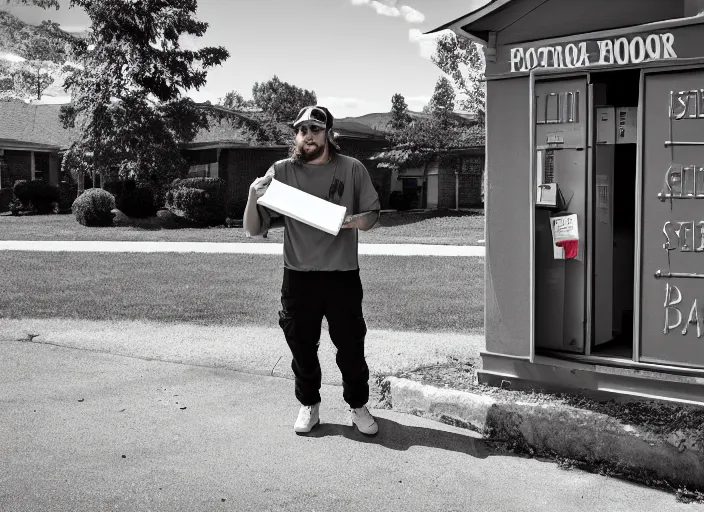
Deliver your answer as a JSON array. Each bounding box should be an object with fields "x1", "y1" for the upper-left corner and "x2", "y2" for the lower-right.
[{"x1": 258, "y1": 153, "x2": 380, "y2": 271}]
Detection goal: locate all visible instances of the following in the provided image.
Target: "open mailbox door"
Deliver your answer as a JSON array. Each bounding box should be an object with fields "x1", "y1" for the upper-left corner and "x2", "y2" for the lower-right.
[{"x1": 532, "y1": 75, "x2": 589, "y2": 356}]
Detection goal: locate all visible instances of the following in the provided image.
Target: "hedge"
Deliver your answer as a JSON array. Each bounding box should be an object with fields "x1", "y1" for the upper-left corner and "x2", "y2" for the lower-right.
[{"x1": 13, "y1": 180, "x2": 60, "y2": 214}]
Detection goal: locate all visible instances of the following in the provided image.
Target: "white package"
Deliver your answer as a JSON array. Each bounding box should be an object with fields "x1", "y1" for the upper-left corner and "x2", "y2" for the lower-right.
[{"x1": 257, "y1": 178, "x2": 347, "y2": 236}]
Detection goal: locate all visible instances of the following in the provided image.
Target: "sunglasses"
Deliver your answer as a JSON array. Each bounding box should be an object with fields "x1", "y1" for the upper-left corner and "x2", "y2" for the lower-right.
[{"x1": 295, "y1": 125, "x2": 325, "y2": 135}]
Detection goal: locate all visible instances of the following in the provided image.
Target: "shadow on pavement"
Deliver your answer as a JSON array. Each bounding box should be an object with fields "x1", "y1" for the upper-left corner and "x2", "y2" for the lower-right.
[{"x1": 305, "y1": 417, "x2": 489, "y2": 459}]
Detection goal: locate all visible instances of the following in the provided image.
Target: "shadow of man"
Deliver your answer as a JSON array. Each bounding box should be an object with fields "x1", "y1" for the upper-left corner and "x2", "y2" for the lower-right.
[{"x1": 304, "y1": 416, "x2": 490, "y2": 459}]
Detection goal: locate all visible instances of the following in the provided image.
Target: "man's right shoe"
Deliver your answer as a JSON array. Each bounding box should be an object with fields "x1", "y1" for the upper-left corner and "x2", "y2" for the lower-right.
[
  {"x1": 350, "y1": 405, "x2": 378, "y2": 436},
  {"x1": 294, "y1": 402, "x2": 320, "y2": 434}
]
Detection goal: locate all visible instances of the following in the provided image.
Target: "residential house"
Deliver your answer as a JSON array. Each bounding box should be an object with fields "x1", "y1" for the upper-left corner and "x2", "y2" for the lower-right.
[
  {"x1": 352, "y1": 112, "x2": 486, "y2": 210},
  {"x1": 0, "y1": 99, "x2": 393, "y2": 215},
  {"x1": 0, "y1": 99, "x2": 74, "y2": 210}
]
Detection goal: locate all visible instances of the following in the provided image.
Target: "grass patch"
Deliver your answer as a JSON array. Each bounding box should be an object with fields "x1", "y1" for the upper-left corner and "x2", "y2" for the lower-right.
[
  {"x1": 0, "y1": 210, "x2": 484, "y2": 245},
  {"x1": 0, "y1": 252, "x2": 484, "y2": 333}
]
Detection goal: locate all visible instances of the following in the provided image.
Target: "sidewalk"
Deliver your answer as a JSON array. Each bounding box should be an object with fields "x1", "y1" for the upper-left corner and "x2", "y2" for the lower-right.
[
  {"x1": 2, "y1": 317, "x2": 703, "y2": 497},
  {"x1": 0, "y1": 240, "x2": 485, "y2": 256},
  {"x1": 2, "y1": 339, "x2": 698, "y2": 511},
  {"x1": 0, "y1": 318, "x2": 484, "y2": 388}
]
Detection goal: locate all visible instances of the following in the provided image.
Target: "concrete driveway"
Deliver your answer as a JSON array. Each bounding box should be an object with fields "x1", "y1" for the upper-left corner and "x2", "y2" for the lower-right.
[{"x1": 1, "y1": 339, "x2": 699, "y2": 512}]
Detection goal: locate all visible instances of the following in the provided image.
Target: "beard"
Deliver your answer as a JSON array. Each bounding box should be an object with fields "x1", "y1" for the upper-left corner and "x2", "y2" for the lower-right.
[{"x1": 290, "y1": 139, "x2": 326, "y2": 163}]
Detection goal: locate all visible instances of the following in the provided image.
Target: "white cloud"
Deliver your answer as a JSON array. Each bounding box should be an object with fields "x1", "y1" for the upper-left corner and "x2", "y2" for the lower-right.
[
  {"x1": 317, "y1": 96, "x2": 381, "y2": 118},
  {"x1": 400, "y1": 5, "x2": 425, "y2": 23},
  {"x1": 408, "y1": 28, "x2": 442, "y2": 59},
  {"x1": 404, "y1": 95, "x2": 431, "y2": 111},
  {"x1": 370, "y1": 1, "x2": 400, "y2": 17},
  {"x1": 0, "y1": 52, "x2": 26, "y2": 63},
  {"x1": 351, "y1": 0, "x2": 426, "y2": 22}
]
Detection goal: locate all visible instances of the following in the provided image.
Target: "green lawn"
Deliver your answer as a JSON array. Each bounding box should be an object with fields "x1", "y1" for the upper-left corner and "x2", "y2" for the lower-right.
[
  {"x1": 0, "y1": 252, "x2": 484, "y2": 333},
  {"x1": 0, "y1": 210, "x2": 485, "y2": 245}
]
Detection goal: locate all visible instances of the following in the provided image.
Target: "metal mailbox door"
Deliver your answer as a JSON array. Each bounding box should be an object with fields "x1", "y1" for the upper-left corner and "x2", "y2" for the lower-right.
[
  {"x1": 641, "y1": 69, "x2": 704, "y2": 368},
  {"x1": 534, "y1": 77, "x2": 588, "y2": 353}
]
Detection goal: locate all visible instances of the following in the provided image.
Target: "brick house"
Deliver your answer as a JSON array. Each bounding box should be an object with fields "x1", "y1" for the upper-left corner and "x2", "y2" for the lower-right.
[
  {"x1": 0, "y1": 99, "x2": 74, "y2": 211},
  {"x1": 0, "y1": 100, "x2": 392, "y2": 215},
  {"x1": 369, "y1": 125, "x2": 486, "y2": 210}
]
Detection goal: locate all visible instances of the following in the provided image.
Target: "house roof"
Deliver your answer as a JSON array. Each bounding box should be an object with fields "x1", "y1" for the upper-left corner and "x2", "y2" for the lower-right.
[
  {"x1": 454, "y1": 124, "x2": 486, "y2": 147},
  {"x1": 0, "y1": 99, "x2": 78, "y2": 150},
  {"x1": 425, "y1": 0, "x2": 515, "y2": 42},
  {"x1": 331, "y1": 120, "x2": 387, "y2": 140},
  {"x1": 0, "y1": 99, "x2": 390, "y2": 151}
]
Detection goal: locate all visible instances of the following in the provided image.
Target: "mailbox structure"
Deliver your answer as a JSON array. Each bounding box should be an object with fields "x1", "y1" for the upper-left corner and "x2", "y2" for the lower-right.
[{"x1": 431, "y1": 0, "x2": 704, "y2": 404}]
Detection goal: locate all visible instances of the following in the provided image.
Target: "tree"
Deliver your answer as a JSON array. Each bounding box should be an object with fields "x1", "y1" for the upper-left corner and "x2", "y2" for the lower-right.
[
  {"x1": 389, "y1": 93, "x2": 411, "y2": 130},
  {"x1": 251, "y1": 75, "x2": 316, "y2": 122},
  {"x1": 4, "y1": 0, "x2": 60, "y2": 8},
  {"x1": 432, "y1": 32, "x2": 486, "y2": 124},
  {"x1": 19, "y1": 20, "x2": 71, "y2": 99},
  {"x1": 44, "y1": 0, "x2": 229, "y2": 194},
  {"x1": 0, "y1": 12, "x2": 74, "y2": 101},
  {"x1": 428, "y1": 75, "x2": 455, "y2": 120},
  {"x1": 217, "y1": 90, "x2": 256, "y2": 111}
]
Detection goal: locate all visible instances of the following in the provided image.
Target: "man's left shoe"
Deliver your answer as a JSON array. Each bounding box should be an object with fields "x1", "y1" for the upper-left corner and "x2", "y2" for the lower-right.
[{"x1": 350, "y1": 405, "x2": 378, "y2": 436}]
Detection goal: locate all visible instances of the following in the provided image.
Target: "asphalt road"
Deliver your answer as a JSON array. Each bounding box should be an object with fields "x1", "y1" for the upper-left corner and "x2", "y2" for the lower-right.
[{"x1": 1, "y1": 340, "x2": 700, "y2": 512}]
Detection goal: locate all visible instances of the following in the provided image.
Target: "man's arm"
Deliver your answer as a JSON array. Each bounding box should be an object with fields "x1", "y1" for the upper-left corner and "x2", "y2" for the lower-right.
[
  {"x1": 243, "y1": 174, "x2": 273, "y2": 237},
  {"x1": 343, "y1": 159, "x2": 381, "y2": 232},
  {"x1": 341, "y1": 210, "x2": 379, "y2": 231}
]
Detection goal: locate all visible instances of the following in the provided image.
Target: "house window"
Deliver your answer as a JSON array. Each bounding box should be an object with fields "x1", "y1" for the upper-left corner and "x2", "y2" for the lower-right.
[
  {"x1": 187, "y1": 162, "x2": 218, "y2": 179},
  {"x1": 188, "y1": 163, "x2": 208, "y2": 178}
]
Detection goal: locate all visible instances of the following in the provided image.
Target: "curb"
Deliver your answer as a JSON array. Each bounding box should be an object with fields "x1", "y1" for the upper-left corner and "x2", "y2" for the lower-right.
[{"x1": 382, "y1": 376, "x2": 704, "y2": 491}]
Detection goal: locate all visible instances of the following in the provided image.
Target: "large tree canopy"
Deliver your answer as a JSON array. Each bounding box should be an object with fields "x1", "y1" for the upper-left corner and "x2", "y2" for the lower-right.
[
  {"x1": 36, "y1": 0, "x2": 231, "y2": 189},
  {"x1": 251, "y1": 75, "x2": 316, "y2": 122}
]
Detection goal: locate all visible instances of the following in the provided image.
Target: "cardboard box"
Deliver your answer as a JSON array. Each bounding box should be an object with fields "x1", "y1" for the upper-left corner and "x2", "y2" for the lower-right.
[{"x1": 257, "y1": 178, "x2": 347, "y2": 236}]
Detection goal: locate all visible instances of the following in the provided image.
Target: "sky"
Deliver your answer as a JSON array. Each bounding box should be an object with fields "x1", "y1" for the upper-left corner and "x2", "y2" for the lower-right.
[{"x1": 1, "y1": 0, "x2": 488, "y2": 118}]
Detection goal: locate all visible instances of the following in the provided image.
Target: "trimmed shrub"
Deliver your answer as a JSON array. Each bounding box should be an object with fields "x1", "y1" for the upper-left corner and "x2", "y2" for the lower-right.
[
  {"x1": 166, "y1": 177, "x2": 227, "y2": 226},
  {"x1": 168, "y1": 187, "x2": 214, "y2": 225},
  {"x1": 72, "y1": 188, "x2": 116, "y2": 227},
  {"x1": 171, "y1": 177, "x2": 225, "y2": 193},
  {"x1": 12, "y1": 180, "x2": 31, "y2": 206},
  {"x1": 13, "y1": 179, "x2": 60, "y2": 214}
]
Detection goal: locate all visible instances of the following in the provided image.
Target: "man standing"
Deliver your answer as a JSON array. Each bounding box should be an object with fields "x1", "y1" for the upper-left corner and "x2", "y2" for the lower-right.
[{"x1": 243, "y1": 106, "x2": 381, "y2": 436}]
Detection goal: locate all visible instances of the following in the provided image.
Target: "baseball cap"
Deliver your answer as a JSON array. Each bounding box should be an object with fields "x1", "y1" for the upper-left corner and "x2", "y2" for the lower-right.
[{"x1": 293, "y1": 105, "x2": 334, "y2": 130}]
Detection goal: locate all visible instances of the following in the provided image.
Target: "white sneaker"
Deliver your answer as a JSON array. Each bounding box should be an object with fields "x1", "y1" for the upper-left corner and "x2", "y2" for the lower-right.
[
  {"x1": 350, "y1": 405, "x2": 378, "y2": 436},
  {"x1": 294, "y1": 402, "x2": 320, "y2": 433}
]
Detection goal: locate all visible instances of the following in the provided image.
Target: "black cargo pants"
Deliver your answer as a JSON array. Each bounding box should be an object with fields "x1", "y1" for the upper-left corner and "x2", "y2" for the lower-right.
[{"x1": 278, "y1": 268, "x2": 370, "y2": 408}]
